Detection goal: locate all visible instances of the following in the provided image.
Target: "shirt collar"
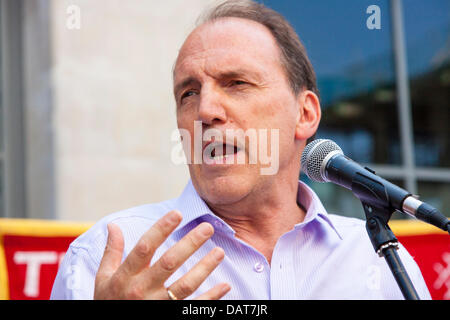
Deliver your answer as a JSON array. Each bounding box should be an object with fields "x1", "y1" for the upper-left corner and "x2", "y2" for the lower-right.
[
  {"x1": 172, "y1": 180, "x2": 236, "y2": 235},
  {"x1": 295, "y1": 181, "x2": 344, "y2": 240},
  {"x1": 172, "y1": 179, "x2": 343, "y2": 240}
]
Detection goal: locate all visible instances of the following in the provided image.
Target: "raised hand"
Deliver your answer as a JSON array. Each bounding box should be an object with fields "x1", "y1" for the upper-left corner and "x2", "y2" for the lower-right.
[{"x1": 94, "y1": 210, "x2": 230, "y2": 300}]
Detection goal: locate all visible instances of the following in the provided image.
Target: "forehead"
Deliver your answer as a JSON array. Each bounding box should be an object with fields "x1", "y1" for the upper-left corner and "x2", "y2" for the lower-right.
[{"x1": 173, "y1": 17, "x2": 284, "y2": 82}]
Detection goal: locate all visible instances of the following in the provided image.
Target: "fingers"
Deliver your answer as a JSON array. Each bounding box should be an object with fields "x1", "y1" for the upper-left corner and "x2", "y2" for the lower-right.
[
  {"x1": 96, "y1": 223, "x2": 124, "y2": 285},
  {"x1": 167, "y1": 247, "x2": 225, "y2": 300},
  {"x1": 194, "y1": 283, "x2": 231, "y2": 300},
  {"x1": 118, "y1": 210, "x2": 182, "y2": 276},
  {"x1": 149, "y1": 222, "x2": 214, "y2": 284},
  {"x1": 96, "y1": 211, "x2": 226, "y2": 301}
]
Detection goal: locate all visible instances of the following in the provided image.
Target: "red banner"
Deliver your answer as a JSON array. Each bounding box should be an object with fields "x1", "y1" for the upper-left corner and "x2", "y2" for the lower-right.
[
  {"x1": 0, "y1": 218, "x2": 449, "y2": 300},
  {"x1": 3, "y1": 235, "x2": 76, "y2": 300},
  {"x1": 396, "y1": 233, "x2": 450, "y2": 299},
  {"x1": 0, "y1": 219, "x2": 90, "y2": 300}
]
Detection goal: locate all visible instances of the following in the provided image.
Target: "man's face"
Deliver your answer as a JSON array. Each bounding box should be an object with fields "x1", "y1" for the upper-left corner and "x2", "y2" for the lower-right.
[{"x1": 173, "y1": 18, "x2": 302, "y2": 206}]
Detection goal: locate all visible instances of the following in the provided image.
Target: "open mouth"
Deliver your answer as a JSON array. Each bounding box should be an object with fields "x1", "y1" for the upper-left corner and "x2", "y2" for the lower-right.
[{"x1": 203, "y1": 141, "x2": 242, "y2": 163}]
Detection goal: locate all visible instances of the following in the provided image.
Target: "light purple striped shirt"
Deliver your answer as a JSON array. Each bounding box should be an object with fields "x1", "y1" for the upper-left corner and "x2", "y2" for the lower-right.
[{"x1": 51, "y1": 180, "x2": 431, "y2": 300}]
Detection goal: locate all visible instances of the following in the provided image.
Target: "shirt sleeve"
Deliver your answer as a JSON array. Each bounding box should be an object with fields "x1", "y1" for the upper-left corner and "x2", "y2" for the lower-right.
[{"x1": 50, "y1": 245, "x2": 100, "y2": 300}]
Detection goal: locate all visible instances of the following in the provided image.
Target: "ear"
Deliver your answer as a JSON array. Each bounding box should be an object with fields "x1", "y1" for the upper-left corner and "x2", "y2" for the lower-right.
[{"x1": 295, "y1": 90, "x2": 321, "y2": 141}]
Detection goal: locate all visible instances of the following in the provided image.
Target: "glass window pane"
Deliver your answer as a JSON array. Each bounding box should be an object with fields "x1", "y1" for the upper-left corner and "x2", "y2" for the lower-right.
[
  {"x1": 403, "y1": 0, "x2": 450, "y2": 167},
  {"x1": 418, "y1": 181, "x2": 450, "y2": 218},
  {"x1": 265, "y1": 0, "x2": 401, "y2": 165}
]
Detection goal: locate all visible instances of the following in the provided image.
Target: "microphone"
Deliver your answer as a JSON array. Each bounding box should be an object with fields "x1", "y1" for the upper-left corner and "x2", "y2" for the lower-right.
[{"x1": 301, "y1": 139, "x2": 450, "y2": 233}]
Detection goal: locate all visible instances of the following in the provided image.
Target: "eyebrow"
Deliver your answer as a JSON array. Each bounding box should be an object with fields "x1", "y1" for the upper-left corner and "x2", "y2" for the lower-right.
[
  {"x1": 216, "y1": 68, "x2": 263, "y2": 84},
  {"x1": 174, "y1": 68, "x2": 263, "y2": 97},
  {"x1": 174, "y1": 77, "x2": 198, "y2": 97}
]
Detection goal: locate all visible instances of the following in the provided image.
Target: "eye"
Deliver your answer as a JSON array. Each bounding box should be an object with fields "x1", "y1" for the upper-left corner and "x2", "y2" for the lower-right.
[
  {"x1": 230, "y1": 80, "x2": 247, "y2": 86},
  {"x1": 180, "y1": 90, "x2": 197, "y2": 102}
]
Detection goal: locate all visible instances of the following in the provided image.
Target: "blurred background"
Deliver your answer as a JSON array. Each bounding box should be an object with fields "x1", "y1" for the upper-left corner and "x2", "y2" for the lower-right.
[{"x1": 0, "y1": 0, "x2": 449, "y2": 222}]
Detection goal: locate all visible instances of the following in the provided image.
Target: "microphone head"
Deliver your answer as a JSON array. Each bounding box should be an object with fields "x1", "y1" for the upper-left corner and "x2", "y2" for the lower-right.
[{"x1": 301, "y1": 139, "x2": 343, "y2": 182}]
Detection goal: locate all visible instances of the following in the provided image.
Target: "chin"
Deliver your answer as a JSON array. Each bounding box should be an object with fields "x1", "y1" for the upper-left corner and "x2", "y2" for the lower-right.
[{"x1": 191, "y1": 171, "x2": 255, "y2": 206}]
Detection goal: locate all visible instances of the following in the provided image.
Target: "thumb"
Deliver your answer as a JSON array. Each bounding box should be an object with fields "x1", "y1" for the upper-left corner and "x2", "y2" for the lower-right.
[{"x1": 96, "y1": 223, "x2": 124, "y2": 284}]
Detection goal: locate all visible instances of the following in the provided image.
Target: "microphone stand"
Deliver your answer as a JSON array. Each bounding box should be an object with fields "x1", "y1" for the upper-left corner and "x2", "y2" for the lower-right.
[
  {"x1": 351, "y1": 173, "x2": 420, "y2": 300},
  {"x1": 361, "y1": 201, "x2": 420, "y2": 300}
]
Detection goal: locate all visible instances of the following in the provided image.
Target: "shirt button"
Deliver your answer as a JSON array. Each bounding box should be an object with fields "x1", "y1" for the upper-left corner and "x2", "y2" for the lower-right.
[
  {"x1": 214, "y1": 220, "x2": 222, "y2": 229},
  {"x1": 253, "y1": 262, "x2": 264, "y2": 273}
]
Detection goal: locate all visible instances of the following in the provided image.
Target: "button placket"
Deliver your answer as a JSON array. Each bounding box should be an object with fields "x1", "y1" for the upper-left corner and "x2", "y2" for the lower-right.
[{"x1": 253, "y1": 262, "x2": 264, "y2": 273}]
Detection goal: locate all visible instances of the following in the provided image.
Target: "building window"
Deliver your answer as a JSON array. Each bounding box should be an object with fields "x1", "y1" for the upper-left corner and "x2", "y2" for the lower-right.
[{"x1": 265, "y1": 0, "x2": 450, "y2": 218}]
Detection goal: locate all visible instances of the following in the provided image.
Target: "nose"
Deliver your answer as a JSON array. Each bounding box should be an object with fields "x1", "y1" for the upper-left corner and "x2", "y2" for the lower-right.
[{"x1": 197, "y1": 84, "x2": 227, "y2": 125}]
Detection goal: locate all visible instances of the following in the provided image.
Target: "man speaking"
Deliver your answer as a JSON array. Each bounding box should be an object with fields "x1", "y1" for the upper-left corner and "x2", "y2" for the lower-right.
[{"x1": 51, "y1": 0, "x2": 431, "y2": 299}]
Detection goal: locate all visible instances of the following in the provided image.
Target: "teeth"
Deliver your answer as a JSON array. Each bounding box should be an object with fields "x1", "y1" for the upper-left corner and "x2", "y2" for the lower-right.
[
  {"x1": 210, "y1": 154, "x2": 232, "y2": 161},
  {"x1": 205, "y1": 142, "x2": 239, "y2": 161}
]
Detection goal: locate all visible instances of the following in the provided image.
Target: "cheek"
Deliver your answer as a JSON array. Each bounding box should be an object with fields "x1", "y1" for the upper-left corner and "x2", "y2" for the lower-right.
[
  {"x1": 255, "y1": 97, "x2": 298, "y2": 150},
  {"x1": 177, "y1": 106, "x2": 197, "y2": 134},
  {"x1": 246, "y1": 94, "x2": 297, "y2": 131},
  {"x1": 176, "y1": 115, "x2": 196, "y2": 154}
]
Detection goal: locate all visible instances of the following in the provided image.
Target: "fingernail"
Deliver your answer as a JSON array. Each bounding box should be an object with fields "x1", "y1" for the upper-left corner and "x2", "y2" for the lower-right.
[
  {"x1": 167, "y1": 210, "x2": 182, "y2": 224},
  {"x1": 213, "y1": 247, "x2": 225, "y2": 260},
  {"x1": 106, "y1": 223, "x2": 115, "y2": 235},
  {"x1": 197, "y1": 223, "x2": 213, "y2": 237},
  {"x1": 221, "y1": 283, "x2": 231, "y2": 293}
]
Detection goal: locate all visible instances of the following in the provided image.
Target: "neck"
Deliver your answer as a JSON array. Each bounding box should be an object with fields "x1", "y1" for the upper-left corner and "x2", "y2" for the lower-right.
[{"x1": 206, "y1": 169, "x2": 305, "y2": 264}]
